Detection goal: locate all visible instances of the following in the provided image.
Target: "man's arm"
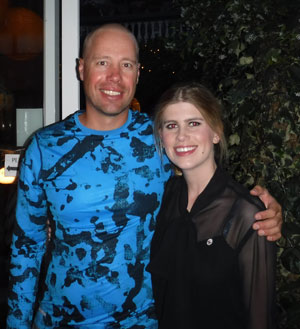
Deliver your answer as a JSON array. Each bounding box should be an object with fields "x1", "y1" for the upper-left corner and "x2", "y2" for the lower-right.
[
  {"x1": 7, "y1": 137, "x2": 48, "y2": 329},
  {"x1": 250, "y1": 185, "x2": 282, "y2": 241}
]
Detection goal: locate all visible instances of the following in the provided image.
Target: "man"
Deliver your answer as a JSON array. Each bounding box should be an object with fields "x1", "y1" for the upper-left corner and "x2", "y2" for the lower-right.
[{"x1": 7, "y1": 24, "x2": 282, "y2": 328}]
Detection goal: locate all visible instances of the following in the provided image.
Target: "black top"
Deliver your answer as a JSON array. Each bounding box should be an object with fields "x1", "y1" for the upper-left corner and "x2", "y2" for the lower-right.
[{"x1": 147, "y1": 167, "x2": 277, "y2": 329}]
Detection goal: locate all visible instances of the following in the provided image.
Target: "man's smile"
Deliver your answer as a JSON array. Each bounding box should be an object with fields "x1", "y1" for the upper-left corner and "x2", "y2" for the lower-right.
[{"x1": 101, "y1": 89, "x2": 121, "y2": 96}]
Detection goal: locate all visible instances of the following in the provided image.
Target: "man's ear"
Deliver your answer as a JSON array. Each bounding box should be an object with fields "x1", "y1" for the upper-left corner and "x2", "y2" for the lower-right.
[
  {"x1": 78, "y1": 58, "x2": 84, "y2": 81},
  {"x1": 136, "y1": 63, "x2": 140, "y2": 84},
  {"x1": 75, "y1": 58, "x2": 82, "y2": 81}
]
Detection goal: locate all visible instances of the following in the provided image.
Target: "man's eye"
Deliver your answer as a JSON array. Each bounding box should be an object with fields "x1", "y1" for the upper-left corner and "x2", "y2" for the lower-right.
[
  {"x1": 97, "y1": 60, "x2": 107, "y2": 66},
  {"x1": 123, "y1": 62, "x2": 133, "y2": 68}
]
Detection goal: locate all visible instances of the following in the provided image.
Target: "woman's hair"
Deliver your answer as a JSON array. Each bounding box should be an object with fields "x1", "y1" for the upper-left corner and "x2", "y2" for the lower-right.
[{"x1": 153, "y1": 81, "x2": 227, "y2": 164}]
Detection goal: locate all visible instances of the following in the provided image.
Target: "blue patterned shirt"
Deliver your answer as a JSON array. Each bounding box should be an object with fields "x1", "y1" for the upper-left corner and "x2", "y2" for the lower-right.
[{"x1": 7, "y1": 110, "x2": 170, "y2": 328}]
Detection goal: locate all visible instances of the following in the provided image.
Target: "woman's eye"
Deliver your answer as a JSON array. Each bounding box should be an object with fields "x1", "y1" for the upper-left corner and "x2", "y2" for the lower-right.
[
  {"x1": 166, "y1": 123, "x2": 177, "y2": 129},
  {"x1": 189, "y1": 121, "x2": 201, "y2": 127}
]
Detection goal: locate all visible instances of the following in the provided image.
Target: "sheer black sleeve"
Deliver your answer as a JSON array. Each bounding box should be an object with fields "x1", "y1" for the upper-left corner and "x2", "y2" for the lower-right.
[{"x1": 225, "y1": 191, "x2": 277, "y2": 329}]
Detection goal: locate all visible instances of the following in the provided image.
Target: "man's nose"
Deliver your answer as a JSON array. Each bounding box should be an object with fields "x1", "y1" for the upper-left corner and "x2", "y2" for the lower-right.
[{"x1": 108, "y1": 65, "x2": 121, "y2": 82}]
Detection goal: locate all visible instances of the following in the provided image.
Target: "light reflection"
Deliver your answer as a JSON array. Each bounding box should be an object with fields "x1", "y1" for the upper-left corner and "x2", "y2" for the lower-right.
[{"x1": 0, "y1": 167, "x2": 16, "y2": 184}]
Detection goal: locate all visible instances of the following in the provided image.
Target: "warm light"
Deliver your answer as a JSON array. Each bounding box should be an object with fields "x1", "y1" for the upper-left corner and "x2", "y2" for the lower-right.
[
  {"x1": 130, "y1": 98, "x2": 141, "y2": 112},
  {"x1": 0, "y1": 0, "x2": 8, "y2": 29},
  {"x1": 0, "y1": 7, "x2": 43, "y2": 61},
  {"x1": 0, "y1": 167, "x2": 16, "y2": 184}
]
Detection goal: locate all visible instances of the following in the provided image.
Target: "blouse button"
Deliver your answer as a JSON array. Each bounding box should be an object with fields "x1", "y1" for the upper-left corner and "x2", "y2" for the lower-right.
[{"x1": 206, "y1": 238, "x2": 213, "y2": 246}]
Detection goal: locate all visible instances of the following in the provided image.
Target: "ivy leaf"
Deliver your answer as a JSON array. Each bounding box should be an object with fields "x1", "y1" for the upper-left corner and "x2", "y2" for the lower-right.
[
  {"x1": 239, "y1": 56, "x2": 253, "y2": 65},
  {"x1": 228, "y1": 133, "x2": 240, "y2": 145}
]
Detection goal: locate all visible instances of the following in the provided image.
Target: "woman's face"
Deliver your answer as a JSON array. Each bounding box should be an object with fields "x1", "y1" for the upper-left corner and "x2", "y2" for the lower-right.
[{"x1": 160, "y1": 102, "x2": 219, "y2": 174}]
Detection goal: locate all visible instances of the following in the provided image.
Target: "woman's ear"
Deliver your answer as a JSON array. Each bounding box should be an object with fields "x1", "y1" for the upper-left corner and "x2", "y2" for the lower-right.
[{"x1": 213, "y1": 134, "x2": 220, "y2": 144}]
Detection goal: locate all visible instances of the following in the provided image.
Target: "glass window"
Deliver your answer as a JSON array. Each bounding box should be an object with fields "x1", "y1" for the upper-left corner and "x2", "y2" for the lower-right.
[{"x1": 0, "y1": 0, "x2": 43, "y2": 148}]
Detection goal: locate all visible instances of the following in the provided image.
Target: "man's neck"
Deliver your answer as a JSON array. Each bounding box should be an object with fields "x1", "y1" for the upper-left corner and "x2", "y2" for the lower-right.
[{"x1": 79, "y1": 109, "x2": 129, "y2": 131}]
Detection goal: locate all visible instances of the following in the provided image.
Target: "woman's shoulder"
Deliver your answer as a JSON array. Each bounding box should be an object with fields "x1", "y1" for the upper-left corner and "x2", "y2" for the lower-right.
[
  {"x1": 220, "y1": 173, "x2": 267, "y2": 247},
  {"x1": 165, "y1": 173, "x2": 184, "y2": 189},
  {"x1": 158, "y1": 174, "x2": 185, "y2": 221},
  {"x1": 225, "y1": 174, "x2": 266, "y2": 212},
  {"x1": 162, "y1": 174, "x2": 186, "y2": 203}
]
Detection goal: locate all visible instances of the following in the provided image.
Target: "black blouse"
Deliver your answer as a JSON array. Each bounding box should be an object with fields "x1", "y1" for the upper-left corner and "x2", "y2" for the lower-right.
[{"x1": 147, "y1": 167, "x2": 277, "y2": 329}]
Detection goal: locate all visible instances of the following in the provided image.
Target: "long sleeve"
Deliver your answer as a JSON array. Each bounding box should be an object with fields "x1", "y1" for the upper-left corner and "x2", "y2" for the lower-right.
[
  {"x1": 224, "y1": 184, "x2": 277, "y2": 329},
  {"x1": 238, "y1": 227, "x2": 277, "y2": 329},
  {"x1": 7, "y1": 136, "x2": 48, "y2": 329}
]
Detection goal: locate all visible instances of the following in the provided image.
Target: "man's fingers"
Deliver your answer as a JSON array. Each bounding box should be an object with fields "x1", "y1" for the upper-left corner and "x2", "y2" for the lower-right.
[
  {"x1": 254, "y1": 208, "x2": 276, "y2": 221},
  {"x1": 250, "y1": 185, "x2": 266, "y2": 196},
  {"x1": 253, "y1": 217, "x2": 282, "y2": 240},
  {"x1": 266, "y1": 232, "x2": 282, "y2": 241}
]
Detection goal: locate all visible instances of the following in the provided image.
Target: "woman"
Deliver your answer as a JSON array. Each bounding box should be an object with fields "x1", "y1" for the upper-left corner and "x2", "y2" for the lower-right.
[{"x1": 147, "y1": 82, "x2": 277, "y2": 329}]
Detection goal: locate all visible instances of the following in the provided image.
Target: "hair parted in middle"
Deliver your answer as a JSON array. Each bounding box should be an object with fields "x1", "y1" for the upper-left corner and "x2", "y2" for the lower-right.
[{"x1": 153, "y1": 81, "x2": 227, "y2": 164}]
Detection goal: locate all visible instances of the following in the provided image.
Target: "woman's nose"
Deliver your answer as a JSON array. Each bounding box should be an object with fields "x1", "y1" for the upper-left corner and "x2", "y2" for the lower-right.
[{"x1": 176, "y1": 127, "x2": 188, "y2": 141}]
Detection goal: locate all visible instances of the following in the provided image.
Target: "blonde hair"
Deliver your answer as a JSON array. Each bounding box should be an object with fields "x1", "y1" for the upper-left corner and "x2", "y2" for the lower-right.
[{"x1": 154, "y1": 82, "x2": 227, "y2": 164}]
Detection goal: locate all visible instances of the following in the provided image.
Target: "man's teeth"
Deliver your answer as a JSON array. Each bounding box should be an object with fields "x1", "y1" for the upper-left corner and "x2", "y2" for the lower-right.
[
  {"x1": 176, "y1": 146, "x2": 195, "y2": 152},
  {"x1": 102, "y1": 90, "x2": 121, "y2": 96}
]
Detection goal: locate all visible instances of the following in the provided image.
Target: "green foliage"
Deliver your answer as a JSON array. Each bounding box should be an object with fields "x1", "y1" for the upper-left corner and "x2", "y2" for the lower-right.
[{"x1": 168, "y1": 0, "x2": 300, "y2": 327}]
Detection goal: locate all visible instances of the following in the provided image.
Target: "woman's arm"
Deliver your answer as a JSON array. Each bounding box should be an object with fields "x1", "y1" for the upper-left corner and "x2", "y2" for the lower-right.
[{"x1": 238, "y1": 223, "x2": 277, "y2": 329}]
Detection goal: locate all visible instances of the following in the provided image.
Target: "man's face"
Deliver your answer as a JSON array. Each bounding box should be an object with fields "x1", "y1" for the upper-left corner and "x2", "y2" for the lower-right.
[{"x1": 79, "y1": 28, "x2": 140, "y2": 120}]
